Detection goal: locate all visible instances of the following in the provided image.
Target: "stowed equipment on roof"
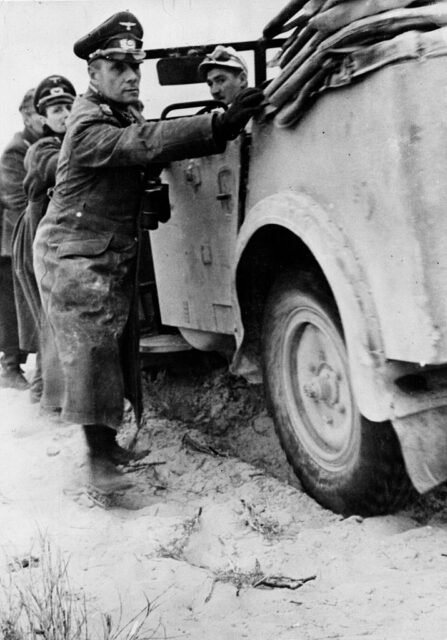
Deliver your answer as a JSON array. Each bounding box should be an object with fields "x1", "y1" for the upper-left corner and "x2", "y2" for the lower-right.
[{"x1": 263, "y1": 0, "x2": 447, "y2": 128}]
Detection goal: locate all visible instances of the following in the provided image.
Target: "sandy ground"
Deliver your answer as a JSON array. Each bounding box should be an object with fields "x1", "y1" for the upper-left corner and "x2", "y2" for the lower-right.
[{"x1": 2, "y1": 356, "x2": 447, "y2": 639}]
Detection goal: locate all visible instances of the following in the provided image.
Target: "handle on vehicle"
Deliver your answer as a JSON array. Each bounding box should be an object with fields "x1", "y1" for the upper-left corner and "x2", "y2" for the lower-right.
[{"x1": 161, "y1": 100, "x2": 227, "y2": 119}]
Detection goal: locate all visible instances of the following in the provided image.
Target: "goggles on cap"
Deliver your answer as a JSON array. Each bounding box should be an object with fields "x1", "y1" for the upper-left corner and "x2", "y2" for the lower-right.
[
  {"x1": 199, "y1": 46, "x2": 247, "y2": 77},
  {"x1": 89, "y1": 48, "x2": 146, "y2": 63},
  {"x1": 89, "y1": 36, "x2": 145, "y2": 64},
  {"x1": 208, "y1": 47, "x2": 236, "y2": 63}
]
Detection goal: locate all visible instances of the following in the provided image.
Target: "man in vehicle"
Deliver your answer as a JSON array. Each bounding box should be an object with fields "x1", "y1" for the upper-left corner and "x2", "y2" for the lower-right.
[
  {"x1": 0, "y1": 89, "x2": 43, "y2": 390},
  {"x1": 198, "y1": 45, "x2": 249, "y2": 106},
  {"x1": 33, "y1": 11, "x2": 264, "y2": 492}
]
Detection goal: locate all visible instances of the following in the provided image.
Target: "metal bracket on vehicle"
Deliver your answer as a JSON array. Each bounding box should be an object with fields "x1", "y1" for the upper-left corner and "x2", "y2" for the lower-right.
[{"x1": 185, "y1": 160, "x2": 201, "y2": 189}]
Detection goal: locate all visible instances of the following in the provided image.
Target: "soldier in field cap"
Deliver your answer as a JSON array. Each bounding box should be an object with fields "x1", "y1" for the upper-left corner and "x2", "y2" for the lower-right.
[
  {"x1": 199, "y1": 45, "x2": 249, "y2": 106},
  {"x1": 33, "y1": 10, "x2": 265, "y2": 495}
]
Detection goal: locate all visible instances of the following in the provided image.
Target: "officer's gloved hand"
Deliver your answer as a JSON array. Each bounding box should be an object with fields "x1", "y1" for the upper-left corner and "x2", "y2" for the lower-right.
[{"x1": 213, "y1": 87, "x2": 265, "y2": 142}]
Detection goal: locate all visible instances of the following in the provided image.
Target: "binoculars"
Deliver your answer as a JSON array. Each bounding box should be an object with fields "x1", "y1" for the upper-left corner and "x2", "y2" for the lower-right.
[{"x1": 139, "y1": 180, "x2": 171, "y2": 231}]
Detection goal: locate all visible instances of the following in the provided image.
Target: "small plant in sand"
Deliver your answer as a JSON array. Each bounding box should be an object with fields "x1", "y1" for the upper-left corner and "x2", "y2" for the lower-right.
[
  {"x1": 240, "y1": 499, "x2": 284, "y2": 540},
  {"x1": 0, "y1": 538, "x2": 157, "y2": 639},
  {"x1": 205, "y1": 558, "x2": 316, "y2": 602},
  {"x1": 205, "y1": 559, "x2": 265, "y2": 601},
  {"x1": 157, "y1": 508, "x2": 202, "y2": 560},
  {"x1": 214, "y1": 558, "x2": 265, "y2": 592}
]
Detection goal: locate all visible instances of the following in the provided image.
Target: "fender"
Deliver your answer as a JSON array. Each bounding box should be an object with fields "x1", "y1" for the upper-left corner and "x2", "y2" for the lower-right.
[
  {"x1": 231, "y1": 191, "x2": 447, "y2": 493},
  {"x1": 231, "y1": 190, "x2": 393, "y2": 421}
]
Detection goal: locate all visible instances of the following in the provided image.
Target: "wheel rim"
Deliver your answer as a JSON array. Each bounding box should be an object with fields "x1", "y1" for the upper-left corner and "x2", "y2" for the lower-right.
[{"x1": 281, "y1": 304, "x2": 359, "y2": 472}]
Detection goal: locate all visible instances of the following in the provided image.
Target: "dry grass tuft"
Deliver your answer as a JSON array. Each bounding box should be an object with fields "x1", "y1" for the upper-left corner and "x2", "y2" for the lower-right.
[
  {"x1": 213, "y1": 559, "x2": 265, "y2": 592},
  {"x1": 205, "y1": 559, "x2": 265, "y2": 601},
  {"x1": 0, "y1": 538, "x2": 158, "y2": 640},
  {"x1": 240, "y1": 499, "x2": 284, "y2": 540},
  {"x1": 100, "y1": 598, "x2": 160, "y2": 640},
  {"x1": 157, "y1": 508, "x2": 202, "y2": 560}
]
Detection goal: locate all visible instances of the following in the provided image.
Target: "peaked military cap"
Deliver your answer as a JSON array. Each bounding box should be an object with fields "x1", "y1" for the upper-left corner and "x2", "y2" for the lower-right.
[
  {"x1": 34, "y1": 75, "x2": 76, "y2": 114},
  {"x1": 73, "y1": 11, "x2": 145, "y2": 63}
]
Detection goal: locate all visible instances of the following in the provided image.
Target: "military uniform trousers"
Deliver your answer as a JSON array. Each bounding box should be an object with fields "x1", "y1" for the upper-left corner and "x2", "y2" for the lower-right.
[
  {"x1": 12, "y1": 207, "x2": 40, "y2": 353},
  {"x1": 0, "y1": 257, "x2": 23, "y2": 366}
]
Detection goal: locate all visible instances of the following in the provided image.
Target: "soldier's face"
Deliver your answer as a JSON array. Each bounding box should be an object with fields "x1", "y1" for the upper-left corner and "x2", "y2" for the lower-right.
[
  {"x1": 89, "y1": 59, "x2": 141, "y2": 104},
  {"x1": 43, "y1": 103, "x2": 72, "y2": 134},
  {"x1": 206, "y1": 68, "x2": 247, "y2": 105}
]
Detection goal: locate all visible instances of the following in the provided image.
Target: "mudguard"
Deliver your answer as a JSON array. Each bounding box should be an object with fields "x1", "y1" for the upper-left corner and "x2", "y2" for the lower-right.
[
  {"x1": 232, "y1": 191, "x2": 387, "y2": 419},
  {"x1": 231, "y1": 191, "x2": 447, "y2": 493}
]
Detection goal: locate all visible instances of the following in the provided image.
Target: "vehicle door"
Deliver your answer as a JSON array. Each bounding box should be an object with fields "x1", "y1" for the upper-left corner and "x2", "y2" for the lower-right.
[{"x1": 150, "y1": 137, "x2": 244, "y2": 335}]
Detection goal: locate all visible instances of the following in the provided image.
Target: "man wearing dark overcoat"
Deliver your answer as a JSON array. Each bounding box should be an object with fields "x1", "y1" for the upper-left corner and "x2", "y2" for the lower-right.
[
  {"x1": 33, "y1": 11, "x2": 264, "y2": 491},
  {"x1": 13, "y1": 76, "x2": 76, "y2": 405},
  {"x1": 0, "y1": 89, "x2": 43, "y2": 389}
]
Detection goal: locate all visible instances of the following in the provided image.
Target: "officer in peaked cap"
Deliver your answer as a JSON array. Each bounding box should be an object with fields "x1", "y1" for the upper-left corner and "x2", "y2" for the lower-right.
[
  {"x1": 73, "y1": 10, "x2": 146, "y2": 64},
  {"x1": 33, "y1": 10, "x2": 265, "y2": 496},
  {"x1": 34, "y1": 75, "x2": 76, "y2": 115},
  {"x1": 199, "y1": 45, "x2": 249, "y2": 106},
  {"x1": 12, "y1": 74, "x2": 76, "y2": 406}
]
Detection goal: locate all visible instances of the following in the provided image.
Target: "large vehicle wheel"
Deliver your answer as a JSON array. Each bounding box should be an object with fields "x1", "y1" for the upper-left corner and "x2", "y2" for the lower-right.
[{"x1": 262, "y1": 271, "x2": 413, "y2": 516}]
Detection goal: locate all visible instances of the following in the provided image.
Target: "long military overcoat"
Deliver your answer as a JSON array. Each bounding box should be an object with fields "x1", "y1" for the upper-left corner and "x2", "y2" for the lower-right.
[
  {"x1": 0, "y1": 127, "x2": 40, "y2": 256},
  {"x1": 13, "y1": 131, "x2": 62, "y2": 352},
  {"x1": 34, "y1": 88, "x2": 224, "y2": 428},
  {"x1": 0, "y1": 126, "x2": 40, "y2": 361}
]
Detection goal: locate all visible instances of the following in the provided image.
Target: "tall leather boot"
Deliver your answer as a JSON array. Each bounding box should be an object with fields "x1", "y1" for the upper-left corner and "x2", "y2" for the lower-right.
[
  {"x1": 83, "y1": 424, "x2": 148, "y2": 466},
  {"x1": 83, "y1": 425, "x2": 135, "y2": 493}
]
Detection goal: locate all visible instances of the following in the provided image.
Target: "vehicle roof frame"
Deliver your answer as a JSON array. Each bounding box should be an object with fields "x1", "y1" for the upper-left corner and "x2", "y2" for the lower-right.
[{"x1": 144, "y1": 39, "x2": 286, "y2": 86}]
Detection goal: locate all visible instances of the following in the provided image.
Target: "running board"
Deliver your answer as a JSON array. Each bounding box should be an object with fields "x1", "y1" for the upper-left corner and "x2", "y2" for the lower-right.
[{"x1": 139, "y1": 334, "x2": 193, "y2": 354}]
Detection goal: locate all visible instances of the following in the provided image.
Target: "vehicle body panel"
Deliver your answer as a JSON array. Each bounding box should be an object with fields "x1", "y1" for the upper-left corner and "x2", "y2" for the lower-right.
[
  {"x1": 244, "y1": 56, "x2": 447, "y2": 366},
  {"x1": 148, "y1": 54, "x2": 447, "y2": 493}
]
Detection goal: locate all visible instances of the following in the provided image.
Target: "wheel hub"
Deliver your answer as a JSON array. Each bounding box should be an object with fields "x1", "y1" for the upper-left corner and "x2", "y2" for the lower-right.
[
  {"x1": 303, "y1": 364, "x2": 340, "y2": 406},
  {"x1": 282, "y1": 307, "x2": 359, "y2": 471}
]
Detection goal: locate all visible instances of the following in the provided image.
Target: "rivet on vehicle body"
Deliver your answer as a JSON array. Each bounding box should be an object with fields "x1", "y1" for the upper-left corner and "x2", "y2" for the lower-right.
[{"x1": 201, "y1": 245, "x2": 212, "y2": 265}]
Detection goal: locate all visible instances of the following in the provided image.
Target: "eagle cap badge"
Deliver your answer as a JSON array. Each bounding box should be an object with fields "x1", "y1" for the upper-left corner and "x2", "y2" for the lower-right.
[{"x1": 119, "y1": 21, "x2": 136, "y2": 31}]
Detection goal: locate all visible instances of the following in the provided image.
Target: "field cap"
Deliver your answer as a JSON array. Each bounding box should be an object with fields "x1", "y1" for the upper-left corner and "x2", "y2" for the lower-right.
[
  {"x1": 198, "y1": 46, "x2": 247, "y2": 79},
  {"x1": 19, "y1": 88, "x2": 36, "y2": 113}
]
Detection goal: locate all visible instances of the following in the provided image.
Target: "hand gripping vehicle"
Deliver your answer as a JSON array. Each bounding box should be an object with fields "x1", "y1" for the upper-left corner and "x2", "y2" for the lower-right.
[{"x1": 139, "y1": 0, "x2": 447, "y2": 516}]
